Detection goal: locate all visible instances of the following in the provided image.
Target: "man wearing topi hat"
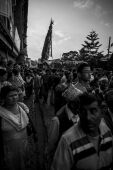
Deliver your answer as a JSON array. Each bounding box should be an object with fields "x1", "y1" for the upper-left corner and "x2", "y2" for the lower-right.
[
  {"x1": 45, "y1": 86, "x2": 82, "y2": 169},
  {"x1": 51, "y1": 92, "x2": 113, "y2": 170}
]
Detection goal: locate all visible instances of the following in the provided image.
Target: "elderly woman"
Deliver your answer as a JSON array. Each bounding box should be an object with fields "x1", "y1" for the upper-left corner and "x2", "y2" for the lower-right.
[{"x1": 0, "y1": 85, "x2": 30, "y2": 170}]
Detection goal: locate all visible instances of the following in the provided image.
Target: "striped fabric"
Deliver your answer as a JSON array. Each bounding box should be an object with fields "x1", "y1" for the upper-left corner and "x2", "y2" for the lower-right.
[
  {"x1": 51, "y1": 119, "x2": 113, "y2": 170},
  {"x1": 69, "y1": 120, "x2": 113, "y2": 170}
]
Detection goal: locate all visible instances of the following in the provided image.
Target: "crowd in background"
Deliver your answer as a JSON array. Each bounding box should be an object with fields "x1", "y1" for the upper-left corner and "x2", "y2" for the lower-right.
[{"x1": 0, "y1": 58, "x2": 113, "y2": 170}]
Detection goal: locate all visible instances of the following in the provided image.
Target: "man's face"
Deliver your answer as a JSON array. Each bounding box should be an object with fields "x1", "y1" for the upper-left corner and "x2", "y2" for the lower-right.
[
  {"x1": 80, "y1": 66, "x2": 91, "y2": 82},
  {"x1": 80, "y1": 101, "x2": 101, "y2": 133},
  {"x1": 100, "y1": 80, "x2": 108, "y2": 91}
]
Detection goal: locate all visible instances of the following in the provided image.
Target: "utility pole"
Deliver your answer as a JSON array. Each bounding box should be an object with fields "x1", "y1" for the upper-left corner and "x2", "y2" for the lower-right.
[
  {"x1": 50, "y1": 18, "x2": 53, "y2": 59},
  {"x1": 108, "y1": 36, "x2": 111, "y2": 57}
]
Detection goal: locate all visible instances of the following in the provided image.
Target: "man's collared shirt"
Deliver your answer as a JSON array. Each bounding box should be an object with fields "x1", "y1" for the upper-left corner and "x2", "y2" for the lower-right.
[
  {"x1": 51, "y1": 119, "x2": 113, "y2": 170},
  {"x1": 66, "y1": 104, "x2": 79, "y2": 123},
  {"x1": 45, "y1": 105, "x2": 79, "y2": 166}
]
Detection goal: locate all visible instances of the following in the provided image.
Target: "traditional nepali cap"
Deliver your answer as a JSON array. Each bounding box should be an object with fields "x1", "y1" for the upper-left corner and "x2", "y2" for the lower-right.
[{"x1": 62, "y1": 84, "x2": 83, "y2": 101}]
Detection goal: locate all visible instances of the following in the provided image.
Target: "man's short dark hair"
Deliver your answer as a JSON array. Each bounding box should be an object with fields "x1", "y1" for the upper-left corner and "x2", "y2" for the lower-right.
[
  {"x1": 79, "y1": 92, "x2": 100, "y2": 107},
  {"x1": 77, "y1": 62, "x2": 90, "y2": 73},
  {"x1": 67, "y1": 97, "x2": 80, "y2": 111}
]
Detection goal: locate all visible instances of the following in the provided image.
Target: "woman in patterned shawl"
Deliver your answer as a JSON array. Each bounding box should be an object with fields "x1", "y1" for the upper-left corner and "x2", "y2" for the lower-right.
[{"x1": 0, "y1": 85, "x2": 30, "y2": 170}]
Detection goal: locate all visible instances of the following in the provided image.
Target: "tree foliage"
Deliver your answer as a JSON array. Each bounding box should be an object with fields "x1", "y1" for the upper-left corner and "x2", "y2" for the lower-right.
[
  {"x1": 79, "y1": 30, "x2": 103, "y2": 67},
  {"x1": 61, "y1": 51, "x2": 79, "y2": 61}
]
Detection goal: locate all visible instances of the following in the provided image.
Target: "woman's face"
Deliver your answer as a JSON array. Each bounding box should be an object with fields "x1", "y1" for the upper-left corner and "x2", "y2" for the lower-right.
[{"x1": 5, "y1": 91, "x2": 19, "y2": 105}]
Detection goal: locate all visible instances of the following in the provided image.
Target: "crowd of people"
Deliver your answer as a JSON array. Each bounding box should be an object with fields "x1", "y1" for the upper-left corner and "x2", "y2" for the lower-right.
[{"x1": 0, "y1": 58, "x2": 113, "y2": 170}]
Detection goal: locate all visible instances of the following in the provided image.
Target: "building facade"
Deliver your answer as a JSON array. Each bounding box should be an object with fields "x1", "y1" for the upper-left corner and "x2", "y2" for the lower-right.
[{"x1": 0, "y1": 0, "x2": 29, "y2": 64}]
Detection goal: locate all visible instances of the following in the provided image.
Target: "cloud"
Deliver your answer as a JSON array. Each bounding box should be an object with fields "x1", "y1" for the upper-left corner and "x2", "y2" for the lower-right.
[
  {"x1": 63, "y1": 36, "x2": 71, "y2": 41},
  {"x1": 53, "y1": 36, "x2": 71, "y2": 46},
  {"x1": 73, "y1": 0, "x2": 94, "y2": 9},
  {"x1": 104, "y1": 23, "x2": 111, "y2": 27},
  {"x1": 93, "y1": 4, "x2": 113, "y2": 19},
  {"x1": 53, "y1": 29, "x2": 71, "y2": 45},
  {"x1": 100, "y1": 21, "x2": 111, "y2": 28},
  {"x1": 28, "y1": 26, "x2": 46, "y2": 37},
  {"x1": 94, "y1": 5, "x2": 105, "y2": 18},
  {"x1": 54, "y1": 30, "x2": 65, "y2": 38}
]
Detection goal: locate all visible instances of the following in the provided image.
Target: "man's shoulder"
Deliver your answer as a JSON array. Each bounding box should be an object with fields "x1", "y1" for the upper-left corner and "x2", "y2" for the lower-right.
[
  {"x1": 100, "y1": 118, "x2": 113, "y2": 135},
  {"x1": 56, "y1": 105, "x2": 66, "y2": 116},
  {"x1": 51, "y1": 116, "x2": 60, "y2": 126},
  {"x1": 74, "y1": 82, "x2": 87, "y2": 92},
  {"x1": 18, "y1": 102, "x2": 29, "y2": 114},
  {"x1": 61, "y1": 123, "x2": 85, "y2": 145}
]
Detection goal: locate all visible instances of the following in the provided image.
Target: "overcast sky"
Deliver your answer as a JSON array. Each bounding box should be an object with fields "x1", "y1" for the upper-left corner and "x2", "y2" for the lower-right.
[{"x1": 27, "y1": 0, "x2": 113, "y2": 60}]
